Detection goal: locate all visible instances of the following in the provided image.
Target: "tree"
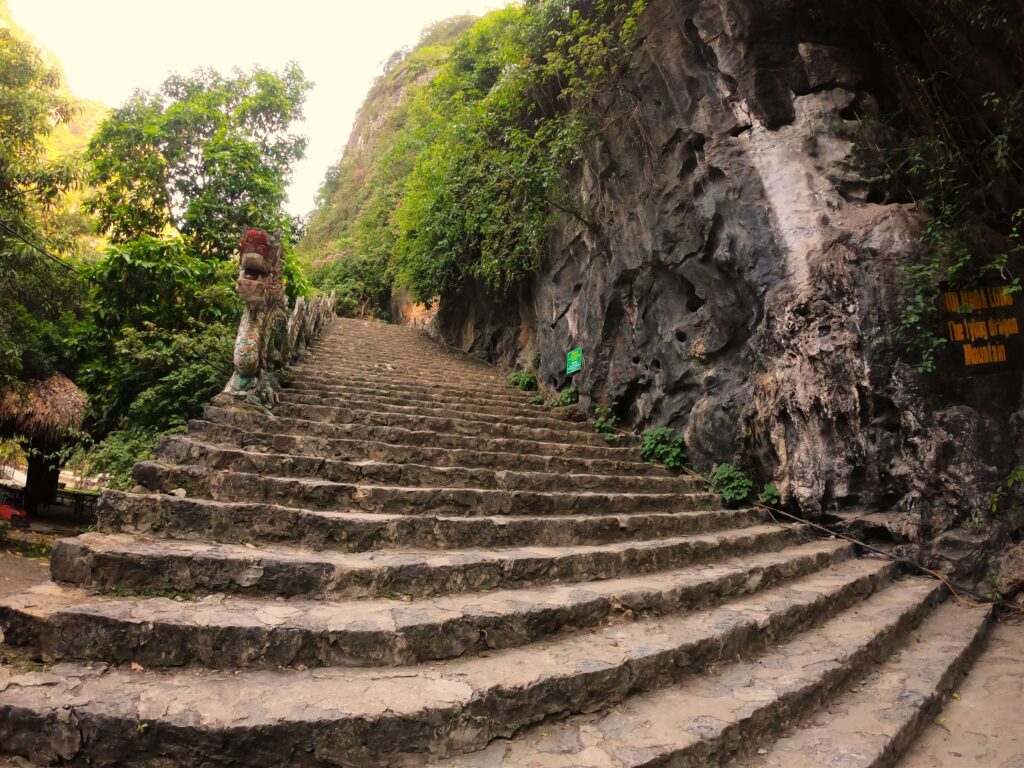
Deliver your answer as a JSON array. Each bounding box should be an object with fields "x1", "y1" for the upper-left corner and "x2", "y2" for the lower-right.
[
  {"x1": 0, "y1": 28, "x2": 83, "y2": 389},
  {"x1": 86, "y1": 64, "x2": 311, "y2": 259},
  {"x1": 73, "y1": 236, "x2": 240, "y2": 437},
  {"x1": 0, "y1": 28, "x2": 88, "y2": 511}
]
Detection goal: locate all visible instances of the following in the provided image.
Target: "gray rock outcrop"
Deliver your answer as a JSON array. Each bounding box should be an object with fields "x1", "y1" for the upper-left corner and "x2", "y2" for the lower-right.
[{"x1": 427, "y1": 0, "x2": 1024, "y2": 548}]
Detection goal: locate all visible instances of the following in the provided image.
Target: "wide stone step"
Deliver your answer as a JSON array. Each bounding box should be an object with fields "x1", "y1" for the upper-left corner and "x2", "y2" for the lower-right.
[
  {"x1": 733, "y1": 601, "x2": 991, "y2": 768},
  {"x1": 293, "y1": 348, "x2": 507, "y2": 376},
  {"x1": 304, "y1": 337, "x2": 503, "y2": 368},
  {"x1": 284, "y1": 380, "x2": 577, "y2": 419},
  {"x1": 187, "y1": 419, "x2": 657, "y2": 475},
  {"x1": 49, "y1": 525, "x2": 800, "y2": 598},
  {"x1": 155, "y1": 436, "x2": 697, "y2": 494},
  {"x1": 293, "y1": 358, "x2": 522, "y2": 389},
  {"x1": 427, "y1": 576, "x2": 947, "y2": 768},
  {"x1": 98, "y1": 491, "x2": 758, "y2": 550},
  {"x1": 132, "y1": 461, "x2": 718, "y2": 518},
  {"x1": 205, "y1": 406, "x2": 642, "y2": 461},
  {"x1": 0, "y1": 558, "x2": 896, "y2": 767},
  {"x1": 273, "y1": 401, "x2": 629, "y2": 448},
  {"x1": 0, "y1": 540, "x2": 854, "y2": 669},
  {"x1": 290, "y1": 366, "x2": 558, "y2": 403},
  {"x1": 294, "y1": 361, "x2": 510, "y2": 389},
  {"x1": 276, "y1": 394, "x2": 594, "y2": 436},
  {"x1": 276, "y1": 389, "x2": 585, "y2": 431},
  {"x1": 290, "y1": 376, "x2": 543, "y2": 409}
]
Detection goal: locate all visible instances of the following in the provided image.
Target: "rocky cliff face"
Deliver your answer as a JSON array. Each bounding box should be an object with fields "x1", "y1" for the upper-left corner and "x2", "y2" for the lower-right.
[{"x1": 428, "y1": 0, "x2": 1023, "y2": 559}]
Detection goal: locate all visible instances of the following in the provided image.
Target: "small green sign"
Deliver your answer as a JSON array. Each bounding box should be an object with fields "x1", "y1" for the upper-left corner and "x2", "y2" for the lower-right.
[{"x1": 566, "y1": 347, "x2": 583, "y2": 374}]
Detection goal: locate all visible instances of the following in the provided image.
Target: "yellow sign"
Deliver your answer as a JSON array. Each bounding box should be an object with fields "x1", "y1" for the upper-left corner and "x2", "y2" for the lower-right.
[{"x1": 940, "y1": 284, "x2": 1023, "y2": 375}]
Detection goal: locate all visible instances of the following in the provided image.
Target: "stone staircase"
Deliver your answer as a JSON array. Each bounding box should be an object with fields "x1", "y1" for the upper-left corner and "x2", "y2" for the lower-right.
[{"x1": 0, "y1": 318, "x2": 993, "y2": 767}]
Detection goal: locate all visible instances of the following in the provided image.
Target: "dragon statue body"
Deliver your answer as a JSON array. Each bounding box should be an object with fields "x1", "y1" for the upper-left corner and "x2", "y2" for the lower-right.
[{"x1": 224, "y1": 228, "x2": 335, "y2": 406}]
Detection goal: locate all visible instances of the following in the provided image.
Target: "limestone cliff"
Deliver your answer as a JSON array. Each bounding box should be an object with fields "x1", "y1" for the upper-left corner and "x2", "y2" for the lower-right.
[{"x1": 427, "y1": 0, "x2": 1024, "y2": 565}]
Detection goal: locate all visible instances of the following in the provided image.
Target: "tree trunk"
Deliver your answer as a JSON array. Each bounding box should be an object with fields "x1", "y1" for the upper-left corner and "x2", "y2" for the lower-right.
[{"x1": 23, "y1": 445, "x2": 60, "y2": 515}]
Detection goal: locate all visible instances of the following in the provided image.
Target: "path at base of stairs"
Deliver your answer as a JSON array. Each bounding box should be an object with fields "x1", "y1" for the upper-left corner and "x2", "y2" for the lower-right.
[{"x1": 900, "y1": 619, "x2": 1024, "y2": 768}]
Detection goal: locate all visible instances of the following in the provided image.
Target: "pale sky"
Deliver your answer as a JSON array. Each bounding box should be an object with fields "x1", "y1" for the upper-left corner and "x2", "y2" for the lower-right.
[{"x1": 8, "y1": 0, "x2": 510, "y2": 216}]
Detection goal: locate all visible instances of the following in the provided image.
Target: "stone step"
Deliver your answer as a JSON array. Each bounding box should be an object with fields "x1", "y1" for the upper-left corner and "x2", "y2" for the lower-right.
[
  {"x1": 284, "y1": 380, "x2": 571, "y2": 419},
  {"x1": 293, "y1": 355, "x2": 517, "y2": 383},
  {"x1": 155, "y1": 436, "x2": 697, "y2": 494},
  {"x1": 289, "y1": 376, "x2": 543, "y2": 409},
  {"x1": 306, "y1": 334, "x2": 501, "y2": 364},
  {"x1": 0, "y1": 558, "x2": 897, "y2": 767},
  {"x1": 731, "y1": 602, "x2": 991, "y2": 768},
  {"x1": 273, "y1": 401, "x2": 630, "y2": 448},
  {"x1": 294, "y1": 343, "x2": 506, "y2": 372},
  {"x1": 276, "y1": 389, "x2": 585, "y2": 431},
  {"x1": 276, "y1": 393, "x2": 592, "y2": 436},
  {"x1": 186, "y1": 419, "x2": 661, "y2": 476},
  {"x1": 204, "y1": 406, "x2": 644, "y2": 462},
  {"x1": 98, "y1": 491, "x2": 755, "y2": 551},
  {"x1": 294, "y1": 360, "x2": 510, "y2": 388},
  {"x1": 132, "y1": 461, "x2": 719, "y2": 518},
  {"x1": 49, "y1": 525, "x2": 800, "y2": 599},
  {"x1": 290, "y1": 365, "x2": 556, "y2": 402},
  {"x1": 426, "y1": 576, "x2": 948, "y2": 768},
  {"x1": 898, "y1": 619, "x2": 1024, "y2": 768},
  {"x1": 0, "y1": 540, "x2": 854, "y2": 669},
  {"x1": 286, "y1": 374, "x2": 552, "y2": 409}
]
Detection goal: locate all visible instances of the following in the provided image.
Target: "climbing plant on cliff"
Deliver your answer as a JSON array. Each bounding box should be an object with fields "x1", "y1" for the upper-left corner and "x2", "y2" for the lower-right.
[
  {"x1": 395, "y1": 0, "x2": 647, "y2": 299},
  {"x1": 876, "y1": 0, "x2": 1024, "y2": 371},
  {"x1": 303, "y1": 1, "x2": 648, "y2": 309}
]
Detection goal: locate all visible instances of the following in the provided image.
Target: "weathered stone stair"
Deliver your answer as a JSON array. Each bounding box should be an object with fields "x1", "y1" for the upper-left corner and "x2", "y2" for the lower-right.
[{"x1": 0, "y1": 318, "x2": 994, "y2": 767}]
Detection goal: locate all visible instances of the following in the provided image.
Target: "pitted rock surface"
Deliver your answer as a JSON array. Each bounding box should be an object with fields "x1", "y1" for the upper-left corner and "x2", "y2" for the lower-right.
[{"x1": 423, "y1": 0, "x2": 1024, "y2": 550}]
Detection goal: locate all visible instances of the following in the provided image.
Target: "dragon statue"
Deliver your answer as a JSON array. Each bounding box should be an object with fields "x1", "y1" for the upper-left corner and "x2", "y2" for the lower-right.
[{"x1": 223, "y1": 228, "x2": 335, "y2": 405}]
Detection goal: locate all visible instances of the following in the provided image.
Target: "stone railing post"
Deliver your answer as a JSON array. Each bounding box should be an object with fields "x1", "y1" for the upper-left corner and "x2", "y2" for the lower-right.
[{"x1": 223, "y1": 227, "x2": 335, "y2": 406}]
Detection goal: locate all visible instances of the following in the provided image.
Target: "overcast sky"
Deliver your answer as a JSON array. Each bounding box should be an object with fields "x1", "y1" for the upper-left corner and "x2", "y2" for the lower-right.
[{"x1": 8, "y1": 0, "x2": 509, "y2": 216}]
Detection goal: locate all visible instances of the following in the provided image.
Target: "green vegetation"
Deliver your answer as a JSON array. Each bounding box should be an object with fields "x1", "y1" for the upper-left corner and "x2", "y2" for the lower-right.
[
  {"x1": 0, "y1": 5, "x2": 314, "y2": 495},
  {"x1": 87, "y1": 65, "x2": 310, "y2": 260},
  {"x1": 0, "y1": 27, "x2": 83, "y2": 390},
  {"x1": 878, "y1": 2, "x2": 1024, "y2": 372},
  {"x1": 709, "y1": 464, "x2": 754, "y2": 508},
  {"x1": 69, "y1": 65, "x2": 312, "y2": 484},
  {"x1": 640, "y1": 427, "x2": 688, "y2": 471},
  {"x1": 757, "y1": 483, "x2": 782, "y2": 507},
  {"x1": 302, "y1": 1, "x2": 647, "y2": 313},
  {"x1": 991, "y1": 467, "x2": 1024, "y2": 531},
  {"x1": 593, "y1": 406, "x2": 619, "y2": 443},
  {"x1": 73, "y1": 237, "x2": 239, "y2": 436},
  {"x1": 507, "y1": 369, "x2": 539, "y2": 391},
  {"x1": 529, "y1": 385, "x2": 578, "y2": 407}
]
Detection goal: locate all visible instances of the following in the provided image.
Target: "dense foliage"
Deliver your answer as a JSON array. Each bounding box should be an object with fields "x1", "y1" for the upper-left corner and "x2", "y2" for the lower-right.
[
  {"x1": 1, "y1": 5, "x2": 314, "y2": 493},
  {"x1": 303, "y1": 1, "x2": 647, "y2": 313},
  {"x1": 640, "y1": 427, "x2": 688, "y2": 472},
  {"x1": 70, "y1": 66, "x2": 313, "y2": 485},
  {"x1": 73, "y1": 237, "x2": 240, "y2": 436},
  {"x1": 709, "y1": 463, "x2": 754, "y2": 508},
  {"x1": 507, "y1": 369, "x2": 539, "y2": 391},
  {"x1": 878, "y1": 1, "x2": 1024, "y2": 371},
  {"x1": 87, "y1": 65, "x2": 311, "y2": 260},
  {"x1": 0, "y1": 29, "x2": 83, "y2": 389}
]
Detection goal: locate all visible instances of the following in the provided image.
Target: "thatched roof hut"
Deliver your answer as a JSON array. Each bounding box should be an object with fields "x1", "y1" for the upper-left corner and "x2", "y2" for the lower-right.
[{"x1": 0, "y1": 374, "x2": 88, "y2": 448}]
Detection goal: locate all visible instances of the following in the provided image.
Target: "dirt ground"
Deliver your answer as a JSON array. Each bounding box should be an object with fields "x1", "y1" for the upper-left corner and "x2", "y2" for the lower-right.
[{"x1": 0, "y1": 550, "x2": 50, "y2": 600}]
